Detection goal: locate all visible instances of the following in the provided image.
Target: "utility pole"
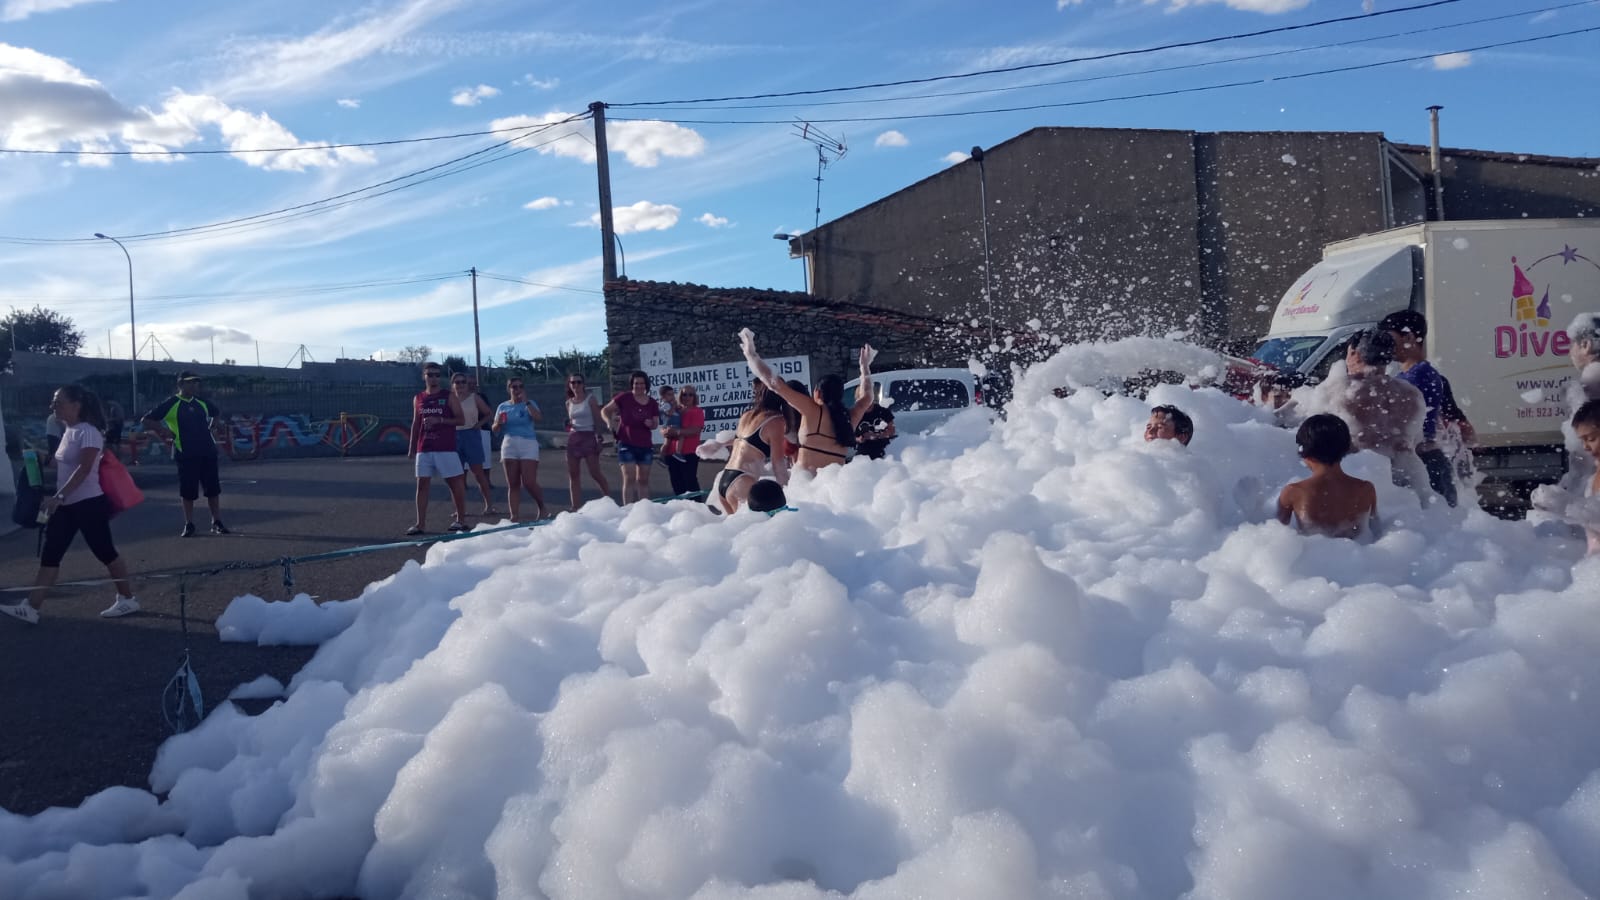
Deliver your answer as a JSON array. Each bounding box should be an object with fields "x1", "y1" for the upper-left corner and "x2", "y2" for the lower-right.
[
  {"x1": 591, "y1": 101, "x2": 618, "y2": 284},
  {"x1": 470, "y1": 267, "x2": 483, "y2": 383}
]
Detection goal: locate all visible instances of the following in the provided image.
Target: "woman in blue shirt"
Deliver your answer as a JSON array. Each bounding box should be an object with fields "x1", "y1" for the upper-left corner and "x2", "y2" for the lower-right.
[{"x1": 493, "y1": 378, "x2": 549, "y2": 521}]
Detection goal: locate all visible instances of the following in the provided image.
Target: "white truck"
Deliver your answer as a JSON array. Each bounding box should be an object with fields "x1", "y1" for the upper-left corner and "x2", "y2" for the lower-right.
[{"x1": 1252, "y1": 219, "x2": 1600, "y2": 502}]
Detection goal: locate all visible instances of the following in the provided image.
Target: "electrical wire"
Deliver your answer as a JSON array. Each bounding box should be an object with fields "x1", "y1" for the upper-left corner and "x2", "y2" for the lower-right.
[
  {"x1": 475, "y1": 272, "x2": 605, "y2": 295},
  {"x1": 608, "y1": 26, "x2": 1600, "y2": 126},
  {"x1": 12, "y1": 272, "x2": 470, "y2": 311},
  {"x1": 625, "y1": 0, "x2": 1594, "y2": 113},
  {"x1": 607, "y1": 0, "x2": 1470, "y2": 107},
  {"x1": 0, "y1": 113, "x2": 591, "y2": 246},
  {"x1": 0, "y1": 121, "x2": 584, "y2": 158}
]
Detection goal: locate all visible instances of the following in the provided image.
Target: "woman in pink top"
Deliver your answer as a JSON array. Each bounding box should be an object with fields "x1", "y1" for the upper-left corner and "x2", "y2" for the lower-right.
[
  {"x1": 601, "y1": 370, "x2": 660, "y2": 504},
  {"x1": 2, "y1": 385, "x2": 137, "y2": 625},
  {"x1": 662, "y1": 384, "x2": 706, "y2": 495}
]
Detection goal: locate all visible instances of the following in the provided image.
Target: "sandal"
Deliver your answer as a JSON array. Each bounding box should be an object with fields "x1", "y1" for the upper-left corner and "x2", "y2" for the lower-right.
[
  {"x1": 447, "y1": 520, "x2": 468, "y2": 533},
  {"x1": 404, "y1": 526, "x2": 426, "y2": 536}
]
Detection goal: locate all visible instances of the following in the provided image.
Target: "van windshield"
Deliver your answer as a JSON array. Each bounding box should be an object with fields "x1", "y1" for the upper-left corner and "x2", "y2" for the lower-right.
[{"x1": 1250, "y1": 335, "x2": 1327, "y2": 373}]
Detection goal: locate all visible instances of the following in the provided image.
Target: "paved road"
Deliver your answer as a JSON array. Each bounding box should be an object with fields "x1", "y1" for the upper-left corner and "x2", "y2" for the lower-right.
[{"x1": 0, "y1": 451, "x2": 720, "y2": 816}]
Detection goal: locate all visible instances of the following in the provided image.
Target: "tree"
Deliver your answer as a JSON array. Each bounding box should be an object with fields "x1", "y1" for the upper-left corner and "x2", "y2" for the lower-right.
[
  {"x1": 397, "y1": 345, "x2": 433, "y2": 364},
  {"x1": 442, "y1": 354, "x2": 468, "y2": 374},
  {"x1": 1, "y1": 305, "x2": 85, "y2": 371}
]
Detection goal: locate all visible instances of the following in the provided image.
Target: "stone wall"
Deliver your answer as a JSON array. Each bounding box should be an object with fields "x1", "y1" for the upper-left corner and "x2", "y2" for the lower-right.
[{"x1": 604, "y1": 280, "x2": 981, "y2": 395}]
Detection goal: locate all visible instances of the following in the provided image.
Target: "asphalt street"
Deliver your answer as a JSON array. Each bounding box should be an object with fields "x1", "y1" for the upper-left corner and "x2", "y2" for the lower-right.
[{"x1": 0, "y1": 450, "x2": 719, "y2": 816}]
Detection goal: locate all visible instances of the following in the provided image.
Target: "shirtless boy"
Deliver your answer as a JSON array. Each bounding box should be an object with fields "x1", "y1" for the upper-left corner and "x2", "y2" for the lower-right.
[{"x1": 1277, "y1": 413, "x2": 1379, "y2": 540}]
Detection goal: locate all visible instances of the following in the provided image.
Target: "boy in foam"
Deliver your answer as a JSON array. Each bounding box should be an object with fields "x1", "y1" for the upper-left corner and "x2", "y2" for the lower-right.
[
  {"x1": 1143, "y1": 405, "x2": 1193, "y2": 446},
  {"x1": 1536, "y1": 399, "x2": 1600, "y2": 555},
  {"x1": 1338, "y1": 330, "x2": 1429, "y2": 500},
  {"x1": 1277, "y1": 413, "x2": 1380, "y2": 540},
  {"x1": 746, "y1": 479, "x2": 788, "y2": 514}
]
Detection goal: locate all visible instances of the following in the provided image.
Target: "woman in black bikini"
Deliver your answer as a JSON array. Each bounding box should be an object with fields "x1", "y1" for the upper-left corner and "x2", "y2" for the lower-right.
[
  {"x1": 740, "y1": 331, "x2": 875, "y2": 473},
  {"x1": 709, "y1": 387, "x2": 790, "y2": 514}
]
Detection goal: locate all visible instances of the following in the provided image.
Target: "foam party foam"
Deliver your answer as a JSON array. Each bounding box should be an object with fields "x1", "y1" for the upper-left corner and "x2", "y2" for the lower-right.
[{"x1": 2, "y1": 337, "x2": 1598, "y2": 899}]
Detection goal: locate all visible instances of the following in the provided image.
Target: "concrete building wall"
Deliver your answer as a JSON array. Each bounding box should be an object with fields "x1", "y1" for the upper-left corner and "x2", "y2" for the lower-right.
[
  {"x1": 810, "y1": 127, "x2": 1207, "y2": 343},
  {"x1": 1195, "y1": 131, "x2": 1394, "y2": 342},
  {"x1": 1394, "y1": 146, "x2": 1600, "y2": 220},
  {"x1": 799, "y1": 127, "x2": 1596, "y2": 352}
]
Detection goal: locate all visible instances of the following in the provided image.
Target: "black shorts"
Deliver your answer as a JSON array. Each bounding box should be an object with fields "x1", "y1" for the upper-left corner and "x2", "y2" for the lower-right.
[
  {"x1": 41, "y1": 494, "x2": 118, "y2": 568},
  {"x1": 177, "y1": 455, "x2": 222, "y2": 501}
]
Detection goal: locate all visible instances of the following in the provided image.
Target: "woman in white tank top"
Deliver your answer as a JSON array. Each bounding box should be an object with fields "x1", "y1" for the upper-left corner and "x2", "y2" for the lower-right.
[{"x1": 563, "y1": 373, "x2": 612, "y2": 509}]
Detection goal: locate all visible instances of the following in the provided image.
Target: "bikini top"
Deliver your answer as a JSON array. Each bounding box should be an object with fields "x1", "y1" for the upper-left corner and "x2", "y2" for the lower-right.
[
  {"x1": 736, "y1": 415, "x2": 781, "y2": 458},
  {"x1": 800, "y1": 414, "x2": 850, "y2": 459}
]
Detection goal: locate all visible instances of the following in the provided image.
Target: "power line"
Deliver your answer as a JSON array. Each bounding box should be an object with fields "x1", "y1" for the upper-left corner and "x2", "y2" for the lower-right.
[
  {"x1": 607, "y1": 0, "x2": 1470, "y2": 108},
  {"x1": 609, "y1": 27, "x2": 1600, "y2": 127},
  {"x1": 10, "y1": 273, "x2": 468, "y2": 309},
  {"x1": 627, "y1": 1, "x2": 1593, "y2": 113},
  {"x1": 0, "y1": 113, "x2": 591, "y2": 246},
  {"x1": 0, "y1": 121, "x2": 581, "y2": 158},
  {"x1": 475, "y1": 272, "x2": 604, "y2": 295}
]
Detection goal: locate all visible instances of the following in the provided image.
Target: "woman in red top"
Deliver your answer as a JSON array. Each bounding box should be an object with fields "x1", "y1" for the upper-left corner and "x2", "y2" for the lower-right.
[{"x1": 662, "y1": 384, "x2": 706, "y2": 495}]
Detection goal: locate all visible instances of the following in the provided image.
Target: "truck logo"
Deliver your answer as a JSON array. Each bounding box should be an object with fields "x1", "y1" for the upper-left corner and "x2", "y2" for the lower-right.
[
  {"x1": 1495, "y1": 246, "x2": 1598, "y2": 358},
  {"x1": 1279, "y1": 270, "x2": 1338, "y2": 318}
]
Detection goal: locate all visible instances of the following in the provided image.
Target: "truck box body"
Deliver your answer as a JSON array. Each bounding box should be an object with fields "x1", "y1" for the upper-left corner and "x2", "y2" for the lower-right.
[{"x1": 1255, "y1": 219, "x2": 1600, "y2": 489}]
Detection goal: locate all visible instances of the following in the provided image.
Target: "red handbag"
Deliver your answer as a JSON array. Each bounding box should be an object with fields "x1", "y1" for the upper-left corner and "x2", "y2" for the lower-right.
[{"x1": 99, "y1": 451, "x2": 145, "y2": 517}]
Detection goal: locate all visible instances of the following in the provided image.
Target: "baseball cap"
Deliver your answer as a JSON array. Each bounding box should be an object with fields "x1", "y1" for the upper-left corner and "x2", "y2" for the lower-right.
[{"x1": 178, "y1": 371, "x2": 201, "y2": 382}]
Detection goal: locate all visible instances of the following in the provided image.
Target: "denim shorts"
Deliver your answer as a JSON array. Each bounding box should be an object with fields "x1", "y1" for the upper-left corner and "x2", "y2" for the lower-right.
[{"x1": 616, "y1": 443, "x2": 654, "y2": 466}]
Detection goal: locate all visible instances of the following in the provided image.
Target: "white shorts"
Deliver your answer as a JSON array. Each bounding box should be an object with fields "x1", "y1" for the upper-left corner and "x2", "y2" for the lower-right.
[
  {"x1": 415, "y1": 451, "x2": 465, "y2": 479},
  {"x1": 500, "y1": 435, "x2": 541, "y2": 461}
]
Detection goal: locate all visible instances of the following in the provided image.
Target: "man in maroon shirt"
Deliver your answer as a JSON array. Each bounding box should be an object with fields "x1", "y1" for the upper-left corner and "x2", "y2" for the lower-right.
[{"x1": 407, "y1": 362, "x2": 468, "y2": 534}]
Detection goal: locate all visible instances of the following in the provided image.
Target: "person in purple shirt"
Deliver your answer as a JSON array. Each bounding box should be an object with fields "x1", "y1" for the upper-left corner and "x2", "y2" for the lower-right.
[
  {"x1": 1382, "y1": 311, "x2": 1475, "y2": 507},
  {"x1": 601, "y1": 370, "x2": 660, "y2": 503}
]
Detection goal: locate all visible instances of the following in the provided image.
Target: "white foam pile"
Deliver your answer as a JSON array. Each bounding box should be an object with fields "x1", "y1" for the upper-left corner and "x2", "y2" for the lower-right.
[{"x1": 4, "y1": 338, "x2": 1599, "y2": 899}]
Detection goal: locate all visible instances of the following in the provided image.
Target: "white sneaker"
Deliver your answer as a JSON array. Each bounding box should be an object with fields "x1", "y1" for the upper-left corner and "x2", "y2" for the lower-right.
[
  {"x1": 100, "y1": 596, "x2": 140, "y2": 618},
  {"x1": 1, "y1": 601, "x2": 39, "y2": 625}
]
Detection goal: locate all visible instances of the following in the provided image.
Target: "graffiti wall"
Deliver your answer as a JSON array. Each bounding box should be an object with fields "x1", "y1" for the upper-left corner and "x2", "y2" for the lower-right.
[{"x1": 10, "y1": 412, "x2": 418, "y2": 463}]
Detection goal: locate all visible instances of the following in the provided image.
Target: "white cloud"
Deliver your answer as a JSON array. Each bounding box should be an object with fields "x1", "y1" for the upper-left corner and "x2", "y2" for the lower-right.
[
  {"x1": 489, "y1": 112, "x2": 707, "y2": 168},
  {"x1": 153, "y1": 323, "x2": 254, "y2": 344},
  {"x1": 1, "y1": 0, "x2": 109, "y2": 21},
  {"x1": 524, "y1": 196, "x2": 566, "y2": 210},
  {"x1": 1431, "y1": 52, "x2": 1473, "y2": 71},
  {"x1": 1, "y1": 44, "x2": 373, "y2": 170},
  {"x1": 874, "y1": 130, "x2": 909, "y2": 149},
  {"x1": 1056, "y1": 0, "x2": 1085, "y2": 7},
  {"x1": 696, "y1": 213, "x2": 729, "y2": 228},
  {"x1": 450, "y1": 84, "x2": 500, "y2": 107},
  {"x1": 207, "y1": 0, "x2": 466, "y2": 101},
  {"x1": 592, "y1": 200, "x2": 680, "y2": 234},
  {"x1": 1159, "y1": 0, "x2": 1310, "y2": 11},
  {"x1": 516, "y1": 74, "x2": 560, "y2": 90},
  {"x1": 336, "y1": 98, "x2": 361, "y2": 109},
  {"x1": 942, "y1": 151, "x2": 970, "y2": 165}
]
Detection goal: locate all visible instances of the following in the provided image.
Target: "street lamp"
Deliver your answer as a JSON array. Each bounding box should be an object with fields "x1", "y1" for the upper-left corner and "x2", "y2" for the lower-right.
[
  {"x1": 93, "y1": 233, "x2": 137, "y2": 419},
  {"x1": 773, "y1": 233, "x2": 809, "y2": 294},
  {"x1": 971, "y1": 146, "x2": 994, "y2": 343}
]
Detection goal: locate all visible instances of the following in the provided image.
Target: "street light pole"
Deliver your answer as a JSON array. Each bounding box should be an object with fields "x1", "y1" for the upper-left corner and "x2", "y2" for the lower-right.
[
  {"x1": 773, "y1": 233, "x2": 809, "y2": 294},
  {"x1": 971, "y1": 146, "x2": 994, "y2": 343},
  {"x1": 94, "y1": 232, "x2": 137, "y2": 418}
]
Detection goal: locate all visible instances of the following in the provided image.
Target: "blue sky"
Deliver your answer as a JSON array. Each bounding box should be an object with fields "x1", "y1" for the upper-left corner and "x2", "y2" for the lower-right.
[{"x1": 1, "y1": 0, "x2": 1595, "y2": 368}]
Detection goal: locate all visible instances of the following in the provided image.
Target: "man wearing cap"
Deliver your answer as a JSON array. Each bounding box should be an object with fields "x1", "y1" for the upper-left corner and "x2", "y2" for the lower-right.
[{"x1": 143, "y1": 371, "x2": 228, "y2": 536}]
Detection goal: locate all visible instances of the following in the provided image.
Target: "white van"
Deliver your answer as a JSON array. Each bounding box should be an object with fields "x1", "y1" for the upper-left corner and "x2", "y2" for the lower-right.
[{"x1": 845, "y1": 368, "x2": 981, "y2": 436}]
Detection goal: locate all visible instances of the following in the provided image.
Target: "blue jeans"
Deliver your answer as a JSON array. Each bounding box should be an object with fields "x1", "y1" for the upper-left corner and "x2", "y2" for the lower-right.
[{"x1": 616, "y1": 443, "x2": 654, "y2": 467}]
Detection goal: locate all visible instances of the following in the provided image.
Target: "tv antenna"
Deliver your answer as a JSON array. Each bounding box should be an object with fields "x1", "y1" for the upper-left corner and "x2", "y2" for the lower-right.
[{"x1": 793, "y1": 121, "x2": 847, "y2": 230}]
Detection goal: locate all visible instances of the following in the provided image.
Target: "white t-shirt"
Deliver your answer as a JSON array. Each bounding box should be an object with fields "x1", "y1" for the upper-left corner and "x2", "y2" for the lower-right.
[{"x1": 54, "y1": 422, "x2": 105, "y2": 504}]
